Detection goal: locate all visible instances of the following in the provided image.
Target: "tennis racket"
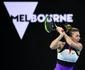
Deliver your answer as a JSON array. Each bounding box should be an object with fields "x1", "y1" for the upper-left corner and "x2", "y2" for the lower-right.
[
  {"x1": 44, "y1": 16, "x2": 57, "y2": 33},
  {"x1": 44, "y1": 16, "x2": 71, "y2": 33}
]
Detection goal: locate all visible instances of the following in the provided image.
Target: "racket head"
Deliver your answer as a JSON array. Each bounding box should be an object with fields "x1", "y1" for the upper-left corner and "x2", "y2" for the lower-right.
[{"x1": 44, "y1": 16, "x2": 56, "y2": 33}]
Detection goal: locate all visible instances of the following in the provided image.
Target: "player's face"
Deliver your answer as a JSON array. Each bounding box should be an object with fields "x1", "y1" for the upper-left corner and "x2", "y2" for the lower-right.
[{"x1": 71, "y1": 31, "x2": 80, "y2": 42}]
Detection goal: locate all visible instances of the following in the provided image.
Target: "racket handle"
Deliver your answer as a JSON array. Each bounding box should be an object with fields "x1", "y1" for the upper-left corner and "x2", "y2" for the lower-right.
[
  {"x1": 55, "y1": 24, "x2": 64, "y2": 32},
  {"x1": 54, "y1": 24, "x2": 57, "y2": 28}
]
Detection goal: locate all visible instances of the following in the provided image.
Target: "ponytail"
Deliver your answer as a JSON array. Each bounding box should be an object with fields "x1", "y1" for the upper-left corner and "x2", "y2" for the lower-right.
[
  {"x1": 64, "y1": 23, "x2": 79, "y2": 36},
  {"x1": 64, "y1": 23, "x2": 72, "y2": 32}
]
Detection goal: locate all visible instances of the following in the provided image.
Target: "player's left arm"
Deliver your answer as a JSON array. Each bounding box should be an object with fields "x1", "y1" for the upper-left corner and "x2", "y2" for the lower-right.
[{"x1": 64, "y1": 33, "x2": 83, "y2": 51}]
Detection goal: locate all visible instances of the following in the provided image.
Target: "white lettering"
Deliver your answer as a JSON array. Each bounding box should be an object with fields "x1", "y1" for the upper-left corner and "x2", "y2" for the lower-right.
[
  {"x1": 12, "y1": 14, "x2": 73, "y2": 23},
  {"x1": 30, "y1": 14, "x2": 73, "y2": 23},
  {"x1": 30, "y1": 14, "x2": 37, "y2": 22},
  {"x1": 53, "y1": 14, "x2": 60, "y2": 22},
  {"x1": 67, "y1": 14, "x2": 73, "y2": 22},
  {"x1": 37, "y1": 14, "x2": 45, "y2": 22},
  {"x1": 60, "y1": 14, "x2": 67, "y2": 22}
]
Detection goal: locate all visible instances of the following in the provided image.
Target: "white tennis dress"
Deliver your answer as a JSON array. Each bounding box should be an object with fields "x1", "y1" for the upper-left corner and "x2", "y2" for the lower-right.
[{"x1": 57, "y1": 43, "x2": 79, "y2": 66}]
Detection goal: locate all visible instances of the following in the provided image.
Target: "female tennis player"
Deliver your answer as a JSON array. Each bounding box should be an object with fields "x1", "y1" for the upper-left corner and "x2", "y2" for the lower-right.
[{"x1": 50, "y1": 25, "x2": 83, "y2": 70}]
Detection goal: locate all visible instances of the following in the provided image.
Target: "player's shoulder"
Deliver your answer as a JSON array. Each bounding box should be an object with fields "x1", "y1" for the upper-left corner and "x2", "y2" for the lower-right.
[
  {"x1": 78, "y1": 42, "x2": 83, "y2": 51},
  {"x1": 78, "y1": 42, "x2": 83, "y2": 47}
]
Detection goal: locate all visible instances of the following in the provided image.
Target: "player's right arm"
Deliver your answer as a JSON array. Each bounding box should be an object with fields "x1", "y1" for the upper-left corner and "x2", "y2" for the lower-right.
[{"x1": 50, "y1": 27, "x2": 64, "y2": 49}]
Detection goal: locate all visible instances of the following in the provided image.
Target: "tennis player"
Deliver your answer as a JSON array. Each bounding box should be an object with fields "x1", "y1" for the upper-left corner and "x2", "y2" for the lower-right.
[{"x1": 50, "y1": 25, "x2": 83, "y2": 70}]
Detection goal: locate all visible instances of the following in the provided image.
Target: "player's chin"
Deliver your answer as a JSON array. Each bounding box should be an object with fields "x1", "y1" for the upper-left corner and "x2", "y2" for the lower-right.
[{"x1": 77, "y1": 39, "x2": 80, "y2": 42}]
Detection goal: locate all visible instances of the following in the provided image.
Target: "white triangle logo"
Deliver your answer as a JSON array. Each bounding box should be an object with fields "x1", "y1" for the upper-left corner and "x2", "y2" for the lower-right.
[{"x1": 4, "y1": 2, "x2": 38, "y2": 39}]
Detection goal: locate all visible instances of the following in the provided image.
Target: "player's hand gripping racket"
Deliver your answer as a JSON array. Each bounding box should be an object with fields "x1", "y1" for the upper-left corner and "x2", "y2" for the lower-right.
[{"x1": 44, "y1": 16, "x2": 57, "y2": 33}]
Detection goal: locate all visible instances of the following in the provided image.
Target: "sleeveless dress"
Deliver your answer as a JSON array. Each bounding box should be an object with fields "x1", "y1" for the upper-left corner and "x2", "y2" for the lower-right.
[{"x1": 54, "y1": 42, "x2": 79, "y2": 70}]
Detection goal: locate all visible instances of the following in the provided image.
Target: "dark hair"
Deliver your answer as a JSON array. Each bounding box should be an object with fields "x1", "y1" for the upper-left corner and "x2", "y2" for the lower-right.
[{"x1": 64, "y1": 24, "x2": 79, "y2": 36}]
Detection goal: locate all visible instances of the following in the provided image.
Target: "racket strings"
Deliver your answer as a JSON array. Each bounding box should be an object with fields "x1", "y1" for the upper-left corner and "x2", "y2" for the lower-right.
[{"x1": 44, "y1": 16, "x2": 57, "y2": 33}]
